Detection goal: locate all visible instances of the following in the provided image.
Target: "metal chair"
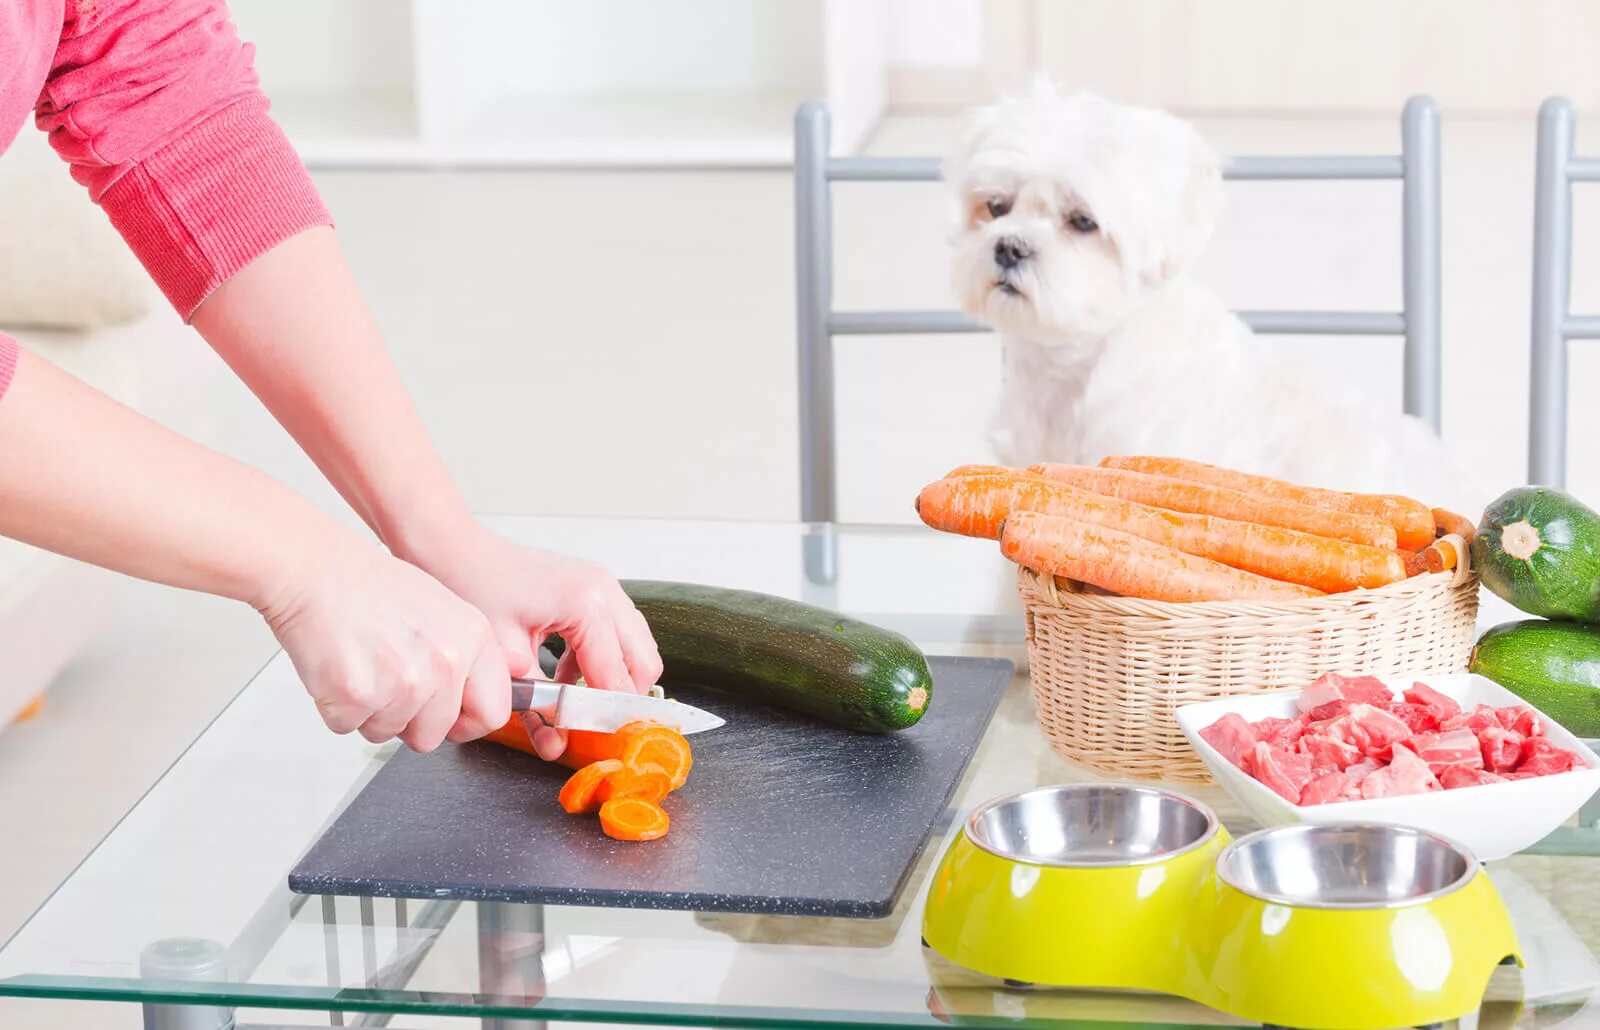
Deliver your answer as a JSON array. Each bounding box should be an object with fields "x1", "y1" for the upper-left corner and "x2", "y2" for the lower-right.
[
  {"x1": 1529, "y1": 97, "x2": 1597, "y2": 488},
  {"x1": 794, "y1": 96, "x2": 1444, "y2": 537}
]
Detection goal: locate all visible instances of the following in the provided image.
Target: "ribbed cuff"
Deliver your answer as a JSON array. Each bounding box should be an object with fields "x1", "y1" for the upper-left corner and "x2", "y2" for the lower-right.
[
  {"x1": 0, "y1": 334, "x2": 17, "y2": 404},
  {"x1": 99, "y1": 96, "x2": 332, "y2": 322}
]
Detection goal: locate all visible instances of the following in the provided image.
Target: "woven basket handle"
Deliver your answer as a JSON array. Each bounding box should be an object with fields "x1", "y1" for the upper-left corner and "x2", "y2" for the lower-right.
[{"x1": 1439, "y1": 532, "x2": 1475, "y2": 588}]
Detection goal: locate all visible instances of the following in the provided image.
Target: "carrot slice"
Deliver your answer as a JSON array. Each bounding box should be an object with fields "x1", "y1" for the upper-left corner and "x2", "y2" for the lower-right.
[
  {"x1": 917, "y1": 473, "x2": 1403, "y2": 592},
  {"x1": 599, "y1": 762, "x2": 674, "y2": 804},
  {"x1": 1031, "y1": 464, "x2": 1398, "y2": 550},
  {"x1": 558, "y1": 760, "x2": 624, "y2": 815},
  {"x1": 1099, "y1": 455, "x2": 1434, "y2": 550},
  {"x1": 1000, "y1": 511, "x2": 1322, "y2": 603},
  {"x1": 599, "y1": 798, "x2": 671, "y2": 842},
  {"x1": 483, "y1": 720, "x2": 693, "y2": 789}
]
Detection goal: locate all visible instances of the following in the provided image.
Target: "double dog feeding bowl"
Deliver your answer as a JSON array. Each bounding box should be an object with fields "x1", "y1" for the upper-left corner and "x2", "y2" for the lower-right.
[{"x1": 923, "y1": 785, "x2": 1521, "y2": 1030}]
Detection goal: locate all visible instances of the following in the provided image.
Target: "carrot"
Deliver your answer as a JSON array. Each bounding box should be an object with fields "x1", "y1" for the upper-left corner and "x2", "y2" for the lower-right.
[
  {"x1": 1031, "y1": 464, "x2": 1398, "y2": 549},
  {"x1": 483, "y1": 719, "x2": 693, "y2": 789},
  {"x1": 599, "y1": 797, "x2": 671, "y2": 842},
  {"x1": 943, "y1": 463, "x2": 1029, "y2": 480},
  {"x1": 558, "y1": 760, "x2": 624, "y2": 815},
  {"x1": 1099, "y1": 456, "x2": 1434, "y2": 551},
  {"x1": 918, "y1": 474, "x2": 1402, "y2": 591},
  {"x1": 598, "y1": 762, "x2": 675, "y2": 804},
  {"x1": 1401, "y1": 549, "x2": 1428, "y2": 577},
  {"x1": 1431, "y1": 508, "x2": 1476, "y2": 542},
  {"x1": 1000, "y1": 512, "x2": 1322, "y2": 603},
  {"x1": 1422, "y1": 536, "x2": 1464, "y2": 574}
]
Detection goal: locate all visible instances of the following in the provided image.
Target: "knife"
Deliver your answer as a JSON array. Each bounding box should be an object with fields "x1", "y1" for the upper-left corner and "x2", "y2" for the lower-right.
[{"x1": 510, "y1": 678, "x2": 725, "y2": 735}]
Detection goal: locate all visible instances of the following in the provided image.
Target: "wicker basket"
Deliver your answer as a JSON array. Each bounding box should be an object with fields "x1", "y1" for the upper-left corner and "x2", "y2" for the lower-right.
[{"x1": 1019, "y1": 552, "x2": 1479, "y2": 783}]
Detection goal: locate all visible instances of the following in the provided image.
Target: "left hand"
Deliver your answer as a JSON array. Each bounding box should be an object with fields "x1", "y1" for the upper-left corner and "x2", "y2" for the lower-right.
[{"x1": 401, "y1": 521, "x2": 664, "y2": 753}]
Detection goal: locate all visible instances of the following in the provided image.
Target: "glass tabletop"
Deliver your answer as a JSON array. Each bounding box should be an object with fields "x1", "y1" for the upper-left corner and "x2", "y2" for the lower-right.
[{"x1": 3, "y1": 516, "x2": 1599, "y2": 1029}]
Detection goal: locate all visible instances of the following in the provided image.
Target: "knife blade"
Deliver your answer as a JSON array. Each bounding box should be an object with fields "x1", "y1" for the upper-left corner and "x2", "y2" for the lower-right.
[{"x1": 510, "y1": 678, "x2": 724, "y2": 735}]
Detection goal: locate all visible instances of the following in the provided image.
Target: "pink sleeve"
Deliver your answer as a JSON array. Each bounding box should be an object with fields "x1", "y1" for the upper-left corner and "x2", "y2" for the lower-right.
[
  {"x1": 0, "y1": 334, "x2": 17, "y2": 404},
  {"x1": 35, "y1": 0, "x2": 331, "y2": 321}
]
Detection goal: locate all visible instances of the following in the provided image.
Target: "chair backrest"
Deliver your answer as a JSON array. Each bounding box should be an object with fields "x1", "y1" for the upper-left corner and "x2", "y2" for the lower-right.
[
  {"x1": 1529, "y1": 97, "x2": 1596, "y2": 488},
  {"x1": 794, "y1": 97, "x2": 1442, "y2": 523}
]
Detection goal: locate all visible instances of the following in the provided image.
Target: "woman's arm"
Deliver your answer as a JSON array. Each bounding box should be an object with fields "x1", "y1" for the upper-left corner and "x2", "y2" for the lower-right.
[
  {"x1": 0, "y1": 349, "x2": 512, "y2": 750},
  {"x1": 190, "y1": 229, "x2": 662, "y2": 707}
]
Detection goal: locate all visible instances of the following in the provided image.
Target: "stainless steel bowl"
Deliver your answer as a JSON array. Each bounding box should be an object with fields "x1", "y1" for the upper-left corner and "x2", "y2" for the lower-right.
[
  {"x1": 965, "y1": 784, "x2": 1219, "y2": 868},
  {"x1": 1218, "y1": 823, "x2": 1478, "y2": 909}
]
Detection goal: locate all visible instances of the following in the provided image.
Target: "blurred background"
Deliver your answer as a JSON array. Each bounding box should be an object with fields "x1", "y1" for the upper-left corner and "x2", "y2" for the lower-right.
[{"x1": 5, "y1": 1, "x2": 1600, "y2": 1021}]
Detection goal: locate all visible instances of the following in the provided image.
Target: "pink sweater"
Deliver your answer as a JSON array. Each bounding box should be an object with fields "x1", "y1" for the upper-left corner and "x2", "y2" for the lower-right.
[{"x1": 0, "y1": 0, "x2": 331, "y2": 403}]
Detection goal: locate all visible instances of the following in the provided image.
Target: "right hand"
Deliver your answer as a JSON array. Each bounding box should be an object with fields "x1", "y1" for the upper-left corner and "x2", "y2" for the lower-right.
[{"x1": 259, "y1": 536, "x2": 512, "y2": 752}]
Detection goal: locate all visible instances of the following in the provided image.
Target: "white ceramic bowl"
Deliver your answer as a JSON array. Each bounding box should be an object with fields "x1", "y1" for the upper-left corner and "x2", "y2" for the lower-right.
[{"x1": 1176, "y1": 673, "x2": 1600, "y2": 861}]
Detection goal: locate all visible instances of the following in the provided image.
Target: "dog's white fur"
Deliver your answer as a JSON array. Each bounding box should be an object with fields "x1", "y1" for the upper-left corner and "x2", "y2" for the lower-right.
[{"x1": 949, "y1": 82, "x2": 1480, "y2": 514}]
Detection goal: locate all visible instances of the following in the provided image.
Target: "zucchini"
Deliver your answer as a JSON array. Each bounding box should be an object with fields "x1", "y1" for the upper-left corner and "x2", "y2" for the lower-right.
[
  {"x1": 621, "y1": 580, "x2": 933, "y2": 733},
  {"x1": 1471, "y1": 619, "x2": 1600, "y2": 736},
  {"x1": 1473, "y1": 487, "x2": 1600, "y2": 621}
]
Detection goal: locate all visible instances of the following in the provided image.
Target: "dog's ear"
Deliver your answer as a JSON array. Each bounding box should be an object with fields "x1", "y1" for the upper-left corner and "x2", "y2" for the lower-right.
[{"x1": 1155, "y1": 135, "x2": 1223, "y2": 282}]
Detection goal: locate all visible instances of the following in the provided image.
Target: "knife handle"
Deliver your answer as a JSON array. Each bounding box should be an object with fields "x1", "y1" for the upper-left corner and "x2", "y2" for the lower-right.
[{"x1": 510, "y1": 678, "x2": 563, "y2": 723}]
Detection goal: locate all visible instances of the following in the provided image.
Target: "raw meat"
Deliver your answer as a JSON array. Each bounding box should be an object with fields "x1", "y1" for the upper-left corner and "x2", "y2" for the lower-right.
[
  {"x1": 1520, "y1": 737, "x2": 1583, "y2": 777},
  {"x1": 1360, "y1": 744, "x2": 1441, "y2": 800},
  {"x1": 1306, "y1": 699, "x2": 1352, "y2": 722},
  {"x1": 1440, "y1": 766, "x2": 1509, "y2": 790},
  {"x1": 1297, "y1": 732, "x2": 1363, "y2": 772},
  {"x1": 1498, "y1": 705, "x2": 1544, "y2": 738},
  {"x1": 1247, "y1": 742, "x2": 1315, "y2": 803},
  {"x1": 1479, "y1": 725, "x2": 1524, "y2": 773},
  {"x1": 1200, "y1": 712, "x2": 1257, "y2": 769},
  {"x1": 1254, "y1": 716, "x2": 1305, "y2": 749},
  {"x1": 1345, "y1": 757, "x2": 1383, "y2": 783},
  {"x1": 1327, "y1": 703, "x2": 1413, "y2": 759},
  {"x1": 1300, "y1": 770, "x2": 1360, "y2": 805},
  {"x1": 1385, "y1": 701, "x2": 1439, "y2": 735},
  {"x1": 1403, "y1": 681, "x2": 1462, "y2": 723},
  {"x1": 1296, "y1": 673, "x2": 1393, "y2": 715},
  {"x1": 1406, "y1": 729, "x2": 1484, "y2": 773},
  {"x1": 1441, "y1": 704, "x2": 1501, "y2": 735}
]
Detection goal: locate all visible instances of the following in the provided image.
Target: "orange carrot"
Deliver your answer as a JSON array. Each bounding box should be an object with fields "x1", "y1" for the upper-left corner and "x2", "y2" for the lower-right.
[
  {"x1": 1000, "y1": 512, "x2": 1322, "y2": 603},
  {"x1": 1401, "y1": 549, "x2": 1428, "y2": 577},
  {"x1": 1431, "y1": 508, "x2": 1476, "y2": 542},
  {"x1": 1031, "y1": 464, "x2": 1398, "y2": 549},
  {"x1": 598, "y1": 762, "x2": 675, "y2": 805},
  {"x1": 558, "y1": 760, "x2": 624, "y2": 815},
  {"x1": 943, "y1": 463, "x2": 1029, "y2": 480},
  {"x1": 1422, "y1": 536, "x2": 1463, "y2": 574},
  {"x1": 599, "y1": 798, "x2": 671, "y2": 842},
  {"x1": 1099, "y1": 455, "x2": 1433, "y2": 550},
  {"x1": 482, "y1": 716, "x2": 540, "y2": 756},
  {"x1": 918, "y1": 474, "x2": 1403, "y2": 591},
  {"x1": 483, "y1": 719, "x2": 693, "y2": 789}
]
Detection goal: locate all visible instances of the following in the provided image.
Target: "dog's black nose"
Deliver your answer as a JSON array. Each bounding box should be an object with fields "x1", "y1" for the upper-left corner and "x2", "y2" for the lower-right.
[{"x1": 994, "y1": 237, "x2": 1032, "y2": 269}]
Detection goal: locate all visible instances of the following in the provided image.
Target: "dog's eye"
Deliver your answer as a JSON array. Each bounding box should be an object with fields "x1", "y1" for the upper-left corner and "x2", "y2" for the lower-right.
[
  {"x1": 1066, "y1": 212, "x2": 1098, "y2": 233},
  {"x1": 985, "y1": 197, "x2": 1011, "y2": 218}
]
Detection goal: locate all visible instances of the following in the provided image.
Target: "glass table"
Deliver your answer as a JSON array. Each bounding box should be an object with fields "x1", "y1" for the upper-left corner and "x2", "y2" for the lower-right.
[{"x1": 3, "y1": 517, "x2": 1599, "y2": 1029}]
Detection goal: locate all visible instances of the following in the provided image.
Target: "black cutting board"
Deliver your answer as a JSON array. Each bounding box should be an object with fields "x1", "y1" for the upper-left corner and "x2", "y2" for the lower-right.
[{"x1": 288, "y1": 656, "x2": 1011, "y2": 918}]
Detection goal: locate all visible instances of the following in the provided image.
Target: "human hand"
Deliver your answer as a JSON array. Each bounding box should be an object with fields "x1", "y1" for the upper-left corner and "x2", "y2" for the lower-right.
[
  {"x1": 260, "y1": 534, "x2": 512, "y2": 752},
  {"x1": 400, "y1": 522, "x2": 663, "y2": 758}
]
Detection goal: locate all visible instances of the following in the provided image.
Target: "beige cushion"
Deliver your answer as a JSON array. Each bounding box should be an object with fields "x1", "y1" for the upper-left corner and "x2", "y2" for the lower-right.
[{"x1": 0, "y1": 130, "x2": 149, "y2": 330}]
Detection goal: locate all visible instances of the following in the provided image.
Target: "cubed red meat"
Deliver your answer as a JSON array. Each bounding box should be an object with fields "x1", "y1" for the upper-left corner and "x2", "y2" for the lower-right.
[
  {"x1": 1360, "y1": 743, "x2": 1441, "y2": 800},
  {"x1": 1200, "y1": 712, "x2": 1258, "y2": 769},
  {"x1": 1296, "y1": 674, "x2": 1346, "y2": 715},
  {"x1": 1297, "y1": 732, "x2": 1363, "y2": 772},
  {"x1": 1254, "y1": 716, "x2": 1305, "y2": 749},
  {"x1": 1247, "y1": 742, "x2": 1316, "y2": 803},
  {"x1": 1305, "y1": 699, "x2": 1351, "y2": 722},
  {"x1": 1407, "y1": 728, "x2": 1484, "y2": 773},
  {"x1": 1519, "y1": 736, "x2": 1583, "y2": 777},
  {"x1": 1299, "y1": 770, "x2": 1361, "y2": 806},
  {"x1": 1345, "y1": 757, "x2": 1382, "y2": 783},
  {"x1": 1441, "y1": 704, "x2": 1500, "y2": 734},
  {"x1": 1297, "y1": 672, "x2": 1395, "y2": 715},
  {"x1": 1402, "y1": 681, "x2": 1462, "y2": 723},
  {"x1": 1439, "y1": 766, "x2": 1509, "y2": 790},
  {"x1": 1478, "y1": 725, "x2": 1524, "y2": 773},
  {"x1": 1496, "y1": 705, "x2": 1544, "y2": 738},
  {"x1": 1385, "y1": 702, "x2": 1439, "y2": 735},
  {"x1": 1327, "y1": 703, "x2": 1413, "y2": 759}
]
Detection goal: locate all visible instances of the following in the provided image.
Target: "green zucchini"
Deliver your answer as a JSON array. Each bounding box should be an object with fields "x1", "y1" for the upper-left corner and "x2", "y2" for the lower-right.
[
  {"x1": 1473, "y1": 486, "x2": 1600, "y2": 621},
  {"x1": 621, "y1": 579, "x2": 932, "y2": 733},
  {"x1": 1470, "y1": 619, "x2": 1600, "y2": 736}
]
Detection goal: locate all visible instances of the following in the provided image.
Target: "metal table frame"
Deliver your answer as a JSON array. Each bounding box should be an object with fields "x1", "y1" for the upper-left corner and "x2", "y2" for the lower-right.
[
  {"x1": 794, "y1": 96, "x2": 1444, "y2": 528},
  {"x1": 1529, "y1": 96, "x2": 1597, "y2": 487}
]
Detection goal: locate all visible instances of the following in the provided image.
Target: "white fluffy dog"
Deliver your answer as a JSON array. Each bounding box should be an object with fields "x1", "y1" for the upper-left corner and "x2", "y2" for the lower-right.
[{"x1": 949, "y1": 83, "x2": 1479, "y2": 514}]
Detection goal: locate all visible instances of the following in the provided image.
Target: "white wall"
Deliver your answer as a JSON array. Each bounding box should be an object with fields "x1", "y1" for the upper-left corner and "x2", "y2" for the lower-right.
[
  {"x1": 887, "y1": 0, "x2": 985, "y2": 68},
  {"x1": 229, "y1": 0, "x2": 414, "y2": 96}
]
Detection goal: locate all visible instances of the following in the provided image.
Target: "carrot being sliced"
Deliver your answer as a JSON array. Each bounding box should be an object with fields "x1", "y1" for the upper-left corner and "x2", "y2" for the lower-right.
[
  {"x1": 558, "y1": 760, "x2": 624, "y2": 815},
  {"x1": 1000, "y1": 511, "x2": 1322, "y2": 603},
  {"x1": 917, "y1": 473, "x2": 1403, "y2": 591},
  {"x1": 599, "y1": 797, "x2": 671, "y2": 842},
  {"x1": 482, "y1": 716, "x2": 539, "y2": 756},
  {"x1": 1098, "y1": 455, "x2": 1434, "y2": 550},
  {"x1": 1031, "y1": 464, "x2": 1398, "y2": 550},
  {"x1": 484, "y1": 720, "x2": 693, "y2": 791},
  {"x1": 599, "y1": 762, "x2": 674, "y2": 804}
]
